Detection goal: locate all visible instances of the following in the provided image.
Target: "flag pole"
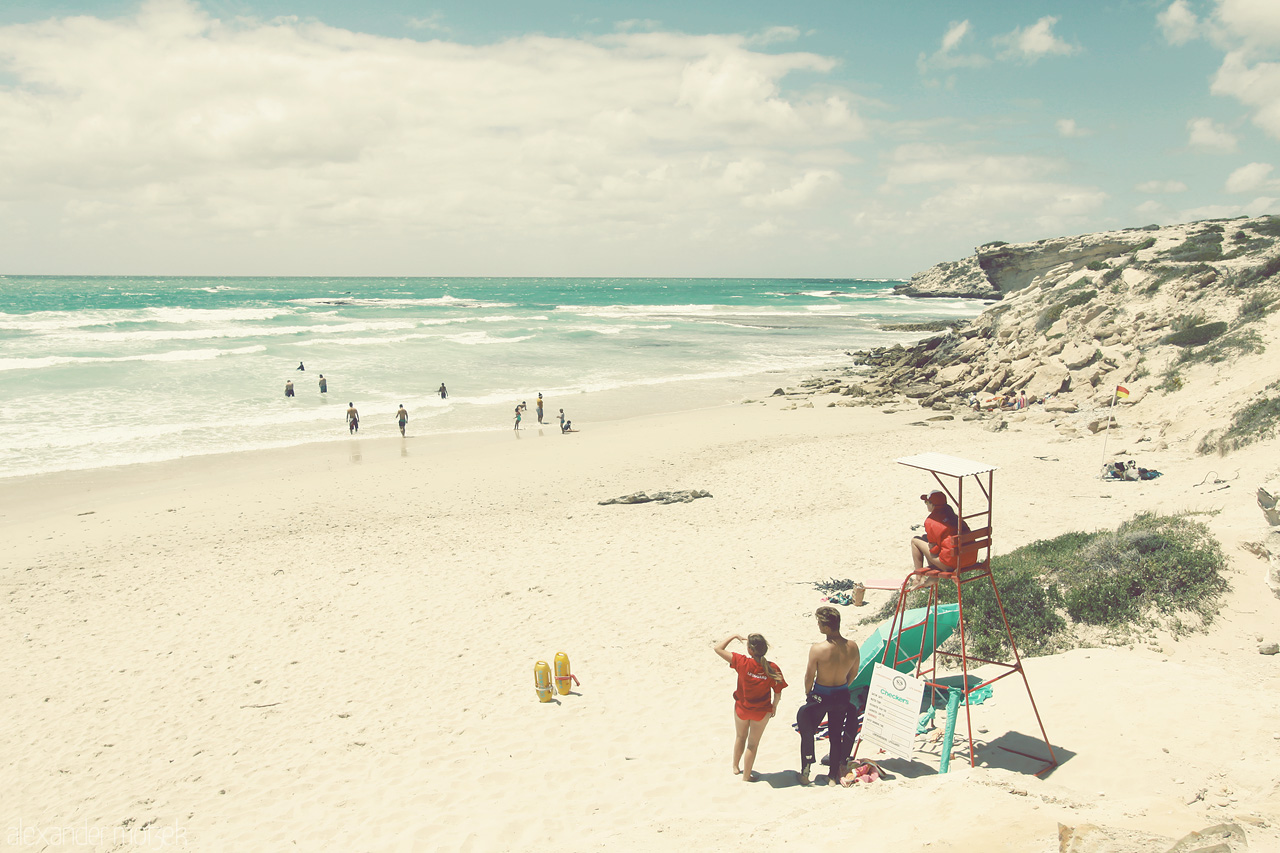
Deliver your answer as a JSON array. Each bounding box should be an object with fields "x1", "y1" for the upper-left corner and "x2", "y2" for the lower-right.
[{"x1": 1098, "y1": 388, "x2": 1119, "y2": 478}]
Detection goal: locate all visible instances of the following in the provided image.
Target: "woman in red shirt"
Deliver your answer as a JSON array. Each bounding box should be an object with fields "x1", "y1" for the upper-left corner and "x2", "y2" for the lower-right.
[{"x1": 713, "y1": 633, "x2": 787, "y2": 782}]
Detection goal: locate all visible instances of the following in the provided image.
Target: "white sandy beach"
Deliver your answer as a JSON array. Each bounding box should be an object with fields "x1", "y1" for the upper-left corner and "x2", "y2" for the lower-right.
[{"x1": 3, "y1": 395, "x2": 1280, "y2": 852}]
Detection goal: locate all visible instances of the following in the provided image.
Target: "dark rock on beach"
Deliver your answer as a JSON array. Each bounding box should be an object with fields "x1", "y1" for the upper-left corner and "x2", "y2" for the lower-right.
[{"x1": 599, "y1": 490, "x2": 712, "y2": 506}]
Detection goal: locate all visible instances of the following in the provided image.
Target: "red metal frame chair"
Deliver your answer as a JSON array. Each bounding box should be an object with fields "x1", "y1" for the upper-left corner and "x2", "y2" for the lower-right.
[{"x1": 860, "y1": 453, "x2": 1057, "y2": 776}]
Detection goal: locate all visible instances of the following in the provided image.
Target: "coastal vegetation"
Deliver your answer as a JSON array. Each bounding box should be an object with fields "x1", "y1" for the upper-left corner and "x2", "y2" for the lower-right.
[
  {"x1": 858, "y1": 513, "x2": 1229, "y2": 660},
  {"x1": 1198, "y1": 379, "x2": 1280, "y2": 456},
  {"x1": 1162, "y1": 228, "x2": 1224, "y2": 263}
]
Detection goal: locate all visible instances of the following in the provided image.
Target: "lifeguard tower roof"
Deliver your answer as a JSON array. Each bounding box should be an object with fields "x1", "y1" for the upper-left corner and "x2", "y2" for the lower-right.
[{"x1": 896, "y1": 453, "x2": 999, "y2": 477}]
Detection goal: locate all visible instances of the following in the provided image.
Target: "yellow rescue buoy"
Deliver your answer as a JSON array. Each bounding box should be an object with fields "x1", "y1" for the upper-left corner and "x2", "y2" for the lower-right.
[
  {"x1": 534, "y1": 660, "x2": 553, "y2": 702},
  {"x1": 553, "y1": 652, "x2": 573, "y2": 695}
]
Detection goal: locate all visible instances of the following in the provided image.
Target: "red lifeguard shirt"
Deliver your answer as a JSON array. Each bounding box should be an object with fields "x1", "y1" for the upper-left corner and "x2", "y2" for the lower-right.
[{"x1": 729, "y1": 652, "x2": 787, "y2": 721}]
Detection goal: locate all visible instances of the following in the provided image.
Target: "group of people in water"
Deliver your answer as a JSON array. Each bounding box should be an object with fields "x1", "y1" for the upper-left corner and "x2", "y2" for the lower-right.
[
  {"x1": 513, "y1": 393, "x2": 576, "y2": 433},
  {"x1": 718, "y1": 490, "x2": 969, "y2": 785},
  {"x1": 285, "y1": 367, "x2": 578, "y2": 438}
]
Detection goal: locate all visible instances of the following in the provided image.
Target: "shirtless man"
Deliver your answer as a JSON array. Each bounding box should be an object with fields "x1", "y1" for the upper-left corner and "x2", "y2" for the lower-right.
[
  {"x1": 796, "y1": 605, "x2": 860, "y2": 786},
  {"x1": 346, "y1": 403, "x2": 360, "y2": 434},
  {"x1": 396, "y1": 404, "x2": 408, "y2": 436}
]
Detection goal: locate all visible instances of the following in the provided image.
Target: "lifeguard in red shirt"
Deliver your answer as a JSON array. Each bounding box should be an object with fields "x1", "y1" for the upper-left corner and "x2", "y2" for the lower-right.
[
  {"x1": 909, "y1": 489, "x2": 973, "y2": 575},
  {"x1": 713, "y1": 633, "x2": 787, "y2": 782}
]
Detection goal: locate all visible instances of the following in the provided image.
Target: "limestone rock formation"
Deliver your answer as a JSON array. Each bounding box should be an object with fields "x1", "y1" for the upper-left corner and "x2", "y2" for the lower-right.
[{"x1": 850, "y1": 215, "x2": 1280, "y2": 428}]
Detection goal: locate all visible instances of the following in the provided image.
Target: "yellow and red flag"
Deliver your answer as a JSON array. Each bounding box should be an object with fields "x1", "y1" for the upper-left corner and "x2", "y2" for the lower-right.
[{"x1": 1115, "y1": 385, "x2": 1129, "y2": 399}]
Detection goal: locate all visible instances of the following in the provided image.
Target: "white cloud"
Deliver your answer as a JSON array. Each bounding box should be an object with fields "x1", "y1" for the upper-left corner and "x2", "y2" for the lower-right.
[
  {"x1": 868, "y1": 144, "x2": 1106, "y2": 240},
  {"x1": 1225, "y1": 161, "x2": 1276, "y2": 191},
  {"x1": 1214, "y1": 0, "x2": 1280, "y2": 53},
  {"x1": 1157, "y1": 1, "x2": 1200, "y2": 45},
  {"x1": 1187, "y1": 117, "x2": 1239, "y2": 150},
  {"x1": 1055, "y1": 118, "x2": 1090, "y2": 137},
  {"x1": 942, "y1": 20, "x2": 971, "y2": 53},
  {"x1": 1136, "y1": 200, "x2": 1165, "y2": 215},
  {"x1": 745, "y1": 26, "x2": 800, "y2": 47},
  {"x1": 1136, "y1": 179, "x2": 1189, "y2": 193},
  {"x1": 0, "y1": 0, "x2": 869, "y2": 271},
  {"x1": 1169, "y1": 1, "x2": 1280, "y2": 142},
  {"x1": 406, "y1": 12, "x2": 449, "y2": 34},
  {"x1": 1211, "y1": 51, "x2": 1280, "y2": 139},
  {"x1": 917, "y1": 19, "x2": 989, "y2": 73},
  {"x1": 1181, "y1": 197, "x2": 1280, "y2": 219},
  {"x1": 995, "y1": 16, "x2": 1079, "y2": 62}
]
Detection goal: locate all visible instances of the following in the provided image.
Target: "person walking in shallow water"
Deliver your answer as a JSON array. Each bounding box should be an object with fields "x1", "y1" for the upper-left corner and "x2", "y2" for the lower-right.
[
  {"x1": 346, "y1": 403, "x2": 360, "y2": 434},
  {"x1": 438, "y1": 383, "x2": 448, "y2": 400},
  {"x1": 284, "y1": 380, "x2": 294, "y2": 397},
  {"x1": 714, "y1": 633, "x2": 786, "y2": 782},
  {"x1": 297, "y1": 361, "x2": 305, "y2": 371},
  {"x1": 396, "y1": 405, "x2": 409, "y2": 436},
  {"x1": 318, "y1": 374, "x2": 327, "y2": 394}
]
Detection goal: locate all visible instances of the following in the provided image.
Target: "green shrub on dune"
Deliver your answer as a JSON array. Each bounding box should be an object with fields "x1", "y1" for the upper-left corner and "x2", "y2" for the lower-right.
[{"x1": 857, "y1": 513, "x2": 1228, "y2": 658}]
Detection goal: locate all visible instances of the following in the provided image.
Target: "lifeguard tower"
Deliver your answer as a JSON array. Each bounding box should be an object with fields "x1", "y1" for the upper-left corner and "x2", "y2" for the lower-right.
[{"x1": 865, "y1": 452, "x2": 1057, "y2": 775}]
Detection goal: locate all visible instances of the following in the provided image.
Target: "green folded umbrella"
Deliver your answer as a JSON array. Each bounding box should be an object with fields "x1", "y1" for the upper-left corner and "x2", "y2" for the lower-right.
[{"x1": 850, "y1": 603, "x2": 961, "y2": 689}]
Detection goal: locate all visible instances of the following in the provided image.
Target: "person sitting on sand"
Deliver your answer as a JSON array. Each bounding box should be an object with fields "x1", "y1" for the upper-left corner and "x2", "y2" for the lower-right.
[
  {"x1": 346, "y1": 403, "x2": 360, "y2": 434},
  {"x1": 713, "y1": 633, "x2": 786, "y2": 782},
  {"x1": 909, "y1": 490, "x2": 965, "y2": 576},
  {"x1": 561, "y1": 419, "x2": 577, "y2": 433},
  {"x1": 796, "y1": 606, "x2": 859, "y2": 786}
]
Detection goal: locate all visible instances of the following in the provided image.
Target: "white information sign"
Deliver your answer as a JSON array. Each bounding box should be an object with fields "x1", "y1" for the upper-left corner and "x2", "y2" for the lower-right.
[{"x1": 859, "y1": 663, "x2": 927, "y2": 760}]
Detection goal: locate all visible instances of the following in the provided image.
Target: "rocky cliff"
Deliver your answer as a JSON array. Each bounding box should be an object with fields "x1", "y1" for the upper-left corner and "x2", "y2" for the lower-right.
[
  {"x1": 783, "y1": 215, "x2": 1280, "y2": 448},
  {"x1": 897, "y1": 225, "x2": 1164, "y2": 300}
]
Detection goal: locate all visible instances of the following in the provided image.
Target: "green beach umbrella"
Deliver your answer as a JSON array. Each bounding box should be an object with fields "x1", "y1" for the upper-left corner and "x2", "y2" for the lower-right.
[{"x1": 850, "y1": 603, "x2": 961, "y2": 690}]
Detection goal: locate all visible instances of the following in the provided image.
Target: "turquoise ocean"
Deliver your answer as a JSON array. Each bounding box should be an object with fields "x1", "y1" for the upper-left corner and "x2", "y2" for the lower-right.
[{"x1": 0, "y1": 277, "x2": 987, "y2": 479}]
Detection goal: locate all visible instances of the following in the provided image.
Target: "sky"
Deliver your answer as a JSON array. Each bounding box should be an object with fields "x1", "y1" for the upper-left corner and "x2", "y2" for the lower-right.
[{"x1": 0, "y1": 0, "x2": 1278, "y2": 277}]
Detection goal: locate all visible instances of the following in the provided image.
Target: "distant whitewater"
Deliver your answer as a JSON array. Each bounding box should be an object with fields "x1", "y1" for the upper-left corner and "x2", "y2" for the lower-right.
[{"x1": 0, "y1": 276, "x2": 987, "y2": 478}]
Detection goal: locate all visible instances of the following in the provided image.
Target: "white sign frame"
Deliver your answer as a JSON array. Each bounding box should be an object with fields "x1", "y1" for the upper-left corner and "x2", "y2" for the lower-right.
[{"x1": 859, "y1": 662, "x2": 927, "y2": 760}]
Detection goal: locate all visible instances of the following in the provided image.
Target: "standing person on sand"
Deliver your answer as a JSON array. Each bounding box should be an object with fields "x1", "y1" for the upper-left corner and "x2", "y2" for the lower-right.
[
  {"x1": 536, "y1": 393, "x2": 544, "y2": 424},
  {"x1": 346, "y1": 403, "x2": 360, "y2": 434},
  {"x1": 557, "y1": 408, "x2": 566, "y2": 431},
  {"x1": 396, "y1": 405, "x2": 409, "y2": 436},
  {"x1": 513, "y1": 405, "x2": 522, "y2": 430},
  {"x1": 318, "y1": 374, "x2": 327, "y2": 394},
  {"x1": 713, "y1": 633, "x2": 786, "y2": 782},
  {"x1": 796, "y1": 606, "x2": 859, "y2": 786}
]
